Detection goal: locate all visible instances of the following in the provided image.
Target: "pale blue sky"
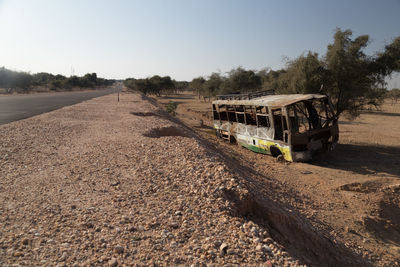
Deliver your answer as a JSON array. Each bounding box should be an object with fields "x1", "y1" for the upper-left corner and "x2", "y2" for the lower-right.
[{"x1": 0, "y1": 0, "x2": 399, "y2": 88}]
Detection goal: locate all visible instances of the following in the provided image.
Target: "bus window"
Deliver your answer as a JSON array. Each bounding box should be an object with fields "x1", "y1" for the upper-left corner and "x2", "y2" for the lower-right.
[
  {"x1": 291, "y1": 102, "x2": 309, "y2": 133},
  {"x1": 213, "y1": 104, "x2": 219, "y2": 120},
  {"x1": 227, "y1": 105, "x2": 237, "y2": 122},
  {"x1": 245, "y1": 106, "x2": 257, "y2": 125},
  {"x1": 289, "y1": 100, "x2": 334, "y2": 133},
  {"x1": 236, "y1": 105, "x2": 245, "y2": 112},
  {"x1": 218, "y1": 105, "x2": 228, "y2": 121},
  {"x1": 256, "y1": 106, "x2": 268, "y2": 114},
  {"x1": 236, "y1": 112, "x2": 245, "y2": 123},
  {"x1": 272, "y1": 109, "x2": 283, "y2": 141},
  {"x1": 257, "y1": 115, "x2": 270, "y2": 127},
  {"x1": 313, "y1": 99, "x2": 334, "y2": 127},
  {"x1": 287, "y1": 106, "x2": 298, "y2": 133},
  {"x1": 282, "y1": 114, "x2": 288, "y2": 143}
]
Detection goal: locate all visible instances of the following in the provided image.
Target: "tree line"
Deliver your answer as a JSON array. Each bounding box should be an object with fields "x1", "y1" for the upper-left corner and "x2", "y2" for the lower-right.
[
  {"x1": 189, "y1": 29, "x2": 400, "y2": 118},
  {"x1": 0, "y1": 67, "x2": 114, "y2": 93},
  {"x1": 123, "y1": 75, "x2": 188, "y2": 96}
]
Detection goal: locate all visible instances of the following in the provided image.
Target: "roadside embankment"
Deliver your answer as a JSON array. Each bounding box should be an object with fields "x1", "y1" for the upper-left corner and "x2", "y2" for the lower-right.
[{"x1": 0, "y1": 92, "x2": 368, "y2": 266}]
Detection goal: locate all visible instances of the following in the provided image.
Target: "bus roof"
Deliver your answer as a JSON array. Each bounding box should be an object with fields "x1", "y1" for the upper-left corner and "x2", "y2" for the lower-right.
[{"x1": 212, "y1": 94, "x2": 327, "y2": 108}]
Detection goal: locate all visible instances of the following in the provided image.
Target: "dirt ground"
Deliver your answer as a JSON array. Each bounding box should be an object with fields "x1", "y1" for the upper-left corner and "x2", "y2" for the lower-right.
[
  {"x1": 154, "y1": 91, "x2": 400, "y2": 266},
  {"x1": 2, "y1": 92, "x2": 313, "y2": 267},
  {"x1": 1, "y1": 89, "x2": 398, "y2": 266}
]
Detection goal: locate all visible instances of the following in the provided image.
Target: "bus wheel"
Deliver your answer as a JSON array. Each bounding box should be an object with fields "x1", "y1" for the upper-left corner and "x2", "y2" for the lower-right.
[
  {"x1": 229, "y1": 136, "x2": 237, "y2": 144},
  {"x1": 276, "y1": 154, "x2": 285, "y2": 162},
  {"x1": 270, "y1": 146, "x2": 284, "y2": 162}
]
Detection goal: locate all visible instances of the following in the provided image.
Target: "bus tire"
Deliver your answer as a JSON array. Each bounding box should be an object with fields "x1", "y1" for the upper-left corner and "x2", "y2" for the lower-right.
[
  {"x1": 276, "y1": 154, "x2": 285, "y2": 162},
  {"x1": 270, "y1": 146, "x2": 282, "y2": 158}
]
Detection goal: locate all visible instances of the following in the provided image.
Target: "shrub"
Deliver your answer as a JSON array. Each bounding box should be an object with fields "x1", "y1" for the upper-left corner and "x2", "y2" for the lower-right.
[{"x1": 166, "y1": 101, "x2": 178, "y2": 116}]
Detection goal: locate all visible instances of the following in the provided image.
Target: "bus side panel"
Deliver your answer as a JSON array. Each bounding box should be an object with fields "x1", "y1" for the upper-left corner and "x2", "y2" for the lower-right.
[
  {"x1": 236, "y1": 130, "x2": 293, "y2": 162},
  {"x1": 214, "y1": 120, "x2": 294, "y2": 162},
  {"x1": 258, "y1": 139, "x2": 293, "y2": 161}
]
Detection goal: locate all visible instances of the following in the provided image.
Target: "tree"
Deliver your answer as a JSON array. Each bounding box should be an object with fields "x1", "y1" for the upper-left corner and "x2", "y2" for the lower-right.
[
  {"x1": 13, "y1": 72, "x2": 32, "y2": 92},
  {"x1": 123, "y1": 78, "x2": 137, "y2": 92},
  {"x1": 147, "y1": 75, "x2": 175, "y2": 96},
  {"x1": 202, "y1": 73, "x2": 223, "y2": 100},
  {"x1": 82, "y1": 73, "x2": 97, "y2": 87},
  {"x1": 149, "y1": 75, "x2": 162, "y2": 95},
  {"x1": 375, "y1": 37, "x2": 400, "y2": 76},
  {"x1": 324, "y1": 29, "x2": 380, "y2": 117},
  {"x1": 258, "y1": 68, "x2": 286, "y2": 92},
  {"x1": 278, "y1": 29, "x2": 398, "y2": 118},
  {"x1": 135, "y1": 79, "x2": 152, "y2": 95},
  {"x1": 276, "y1": 52, "x2": 327, "y2": 94},
  {"x1": 0, "y1": 67, "x2": 110, "y2": 92},
  {"x1": 32, "y1": 72, "x2": 56, "y2": 86},
  {"x1": 219, "y1": 67, "x2": 262, "y2": 94},
  {"x1": 190, "y1": 77, "x2": 206, "y2": 99},
  {"x1": 173, "y1": 80, "x2": 189, "y2": 92},
  {"x1": 159, "y1": 76, "x2": 175, "y2": 95},
  {"x1": 387, "y1": 88, "x2": 400, "y2": 104}
]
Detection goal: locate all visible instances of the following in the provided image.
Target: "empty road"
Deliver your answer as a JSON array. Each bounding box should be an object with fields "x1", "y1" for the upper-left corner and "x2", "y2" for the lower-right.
[{"x1": 0, "y1": 88, "x2": 118, "y2": 125}]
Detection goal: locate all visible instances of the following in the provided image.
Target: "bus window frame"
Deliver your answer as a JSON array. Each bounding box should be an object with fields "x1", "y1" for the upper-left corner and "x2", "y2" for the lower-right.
[{"x1": 255, "y1": 105, "x2": 271, "y2": 128}]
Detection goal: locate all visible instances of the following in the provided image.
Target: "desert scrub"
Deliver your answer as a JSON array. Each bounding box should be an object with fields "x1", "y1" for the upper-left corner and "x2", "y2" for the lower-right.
[{"x1": 166, "y1": 101, "x2": 178, "y2": 116}]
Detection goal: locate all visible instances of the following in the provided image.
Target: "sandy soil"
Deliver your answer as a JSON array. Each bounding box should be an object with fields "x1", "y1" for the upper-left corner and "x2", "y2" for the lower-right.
[
  {"x1": 154, "y1": 91, "x2": 400, "y2": 267},
  {"x1": 1, "y1": 89, "x2": 398, "y2": 266},
  {"x1": 1, "y1": 92, "x2": 309, "y2": 266}
]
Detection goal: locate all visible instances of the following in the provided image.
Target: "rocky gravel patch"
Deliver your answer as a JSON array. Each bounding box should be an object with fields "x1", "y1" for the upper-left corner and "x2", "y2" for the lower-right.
[{"x1": 0, "y1": 92, "x2": 303, "y2": 266}]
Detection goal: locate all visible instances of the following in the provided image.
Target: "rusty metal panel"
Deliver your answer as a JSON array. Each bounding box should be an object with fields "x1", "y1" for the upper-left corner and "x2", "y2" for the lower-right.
[{"x1": 213, "y1": 94, "x2": 327, "y2": 108}]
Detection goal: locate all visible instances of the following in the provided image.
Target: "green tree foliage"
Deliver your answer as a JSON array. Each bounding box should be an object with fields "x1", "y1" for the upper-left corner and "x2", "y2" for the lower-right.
[
  {"x1": 323, "y1": 30, "x2": 385, "y2": 117},
  {"x1": 0, "y1": 67, "x2": 32, "y2": 91},
  {"x1": 220, "y1": 67, "x2": 262, "y2": 94},
  {"x1": 202, "y1": 73, "x2": 223, "y2": 99},
  {"x1": 276, "y1": 52, "x2": 327, "y2": 94},
  {"x1": 267, "y1": 29, "x2": 399, "y2": 118},
  {"x1": 258, "y1": 68, "x2": 285, "y2": 91},
  {"x1": 123, "y1": 75, "x2": 176, "y2": 96},
  {"x1": 158, "y1": 76, "x2": 175, "y2": 95},
  {"x1": 189, "y1": 77, "x2": 206, "y2": 98},
  {"x1": 166, "y1": 101, "x2": 178, "y2": 116},
  {"x1": 189, "y1": 70, "x2": 262, "y2": 101},
  {"x1": 0, "y1": 67, "x2": 113, "y2": 92},
  {"x1": 375, "y1": 37, "x2": 400, "y2": 76},
  {"x1": 173, "y1": 80, "x2": 189, "y2": 92}
]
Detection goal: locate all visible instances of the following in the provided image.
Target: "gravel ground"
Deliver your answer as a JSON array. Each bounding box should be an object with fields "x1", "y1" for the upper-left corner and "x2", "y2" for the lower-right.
[{"x1": 0, "y1": 92, "x2": 303, "y2": 266}]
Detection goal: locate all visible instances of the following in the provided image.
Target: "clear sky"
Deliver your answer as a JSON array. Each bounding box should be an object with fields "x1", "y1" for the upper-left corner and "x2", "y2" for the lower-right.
[{"x1": 0, "y1": 0, "x2": 399, "y2": 87}]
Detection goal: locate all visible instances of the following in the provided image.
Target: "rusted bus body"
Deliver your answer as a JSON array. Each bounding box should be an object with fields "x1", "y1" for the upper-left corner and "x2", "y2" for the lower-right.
[{"x1": 212, "y1": 94, "x2": 339, "y2": 162}]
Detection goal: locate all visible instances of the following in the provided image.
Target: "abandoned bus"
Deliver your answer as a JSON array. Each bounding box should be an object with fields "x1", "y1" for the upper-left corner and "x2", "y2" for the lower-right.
[{"x1": 212, "y1": 91, "x2": 339, "y2": 162}]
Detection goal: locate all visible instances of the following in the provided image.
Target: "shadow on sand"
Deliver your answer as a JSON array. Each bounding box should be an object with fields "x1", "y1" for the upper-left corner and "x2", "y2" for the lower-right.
[
  {"x1": 158, "y1": 94, "x2": 194, "y2": 100},
  {"x1": 362, "y1": 111, "x2": 400, "y2": 117},
  {"x1": 313, "y1": 143, "x2": 400, "y2": 177},
  {"x1": 338, "y1": 120, "x2": 366, "y2": 125}
]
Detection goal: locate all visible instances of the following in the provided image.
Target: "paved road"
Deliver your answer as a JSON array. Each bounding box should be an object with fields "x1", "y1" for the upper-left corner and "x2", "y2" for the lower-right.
[{"x1": 0, "y1": 88, "x2": 119, "y2": 125}]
